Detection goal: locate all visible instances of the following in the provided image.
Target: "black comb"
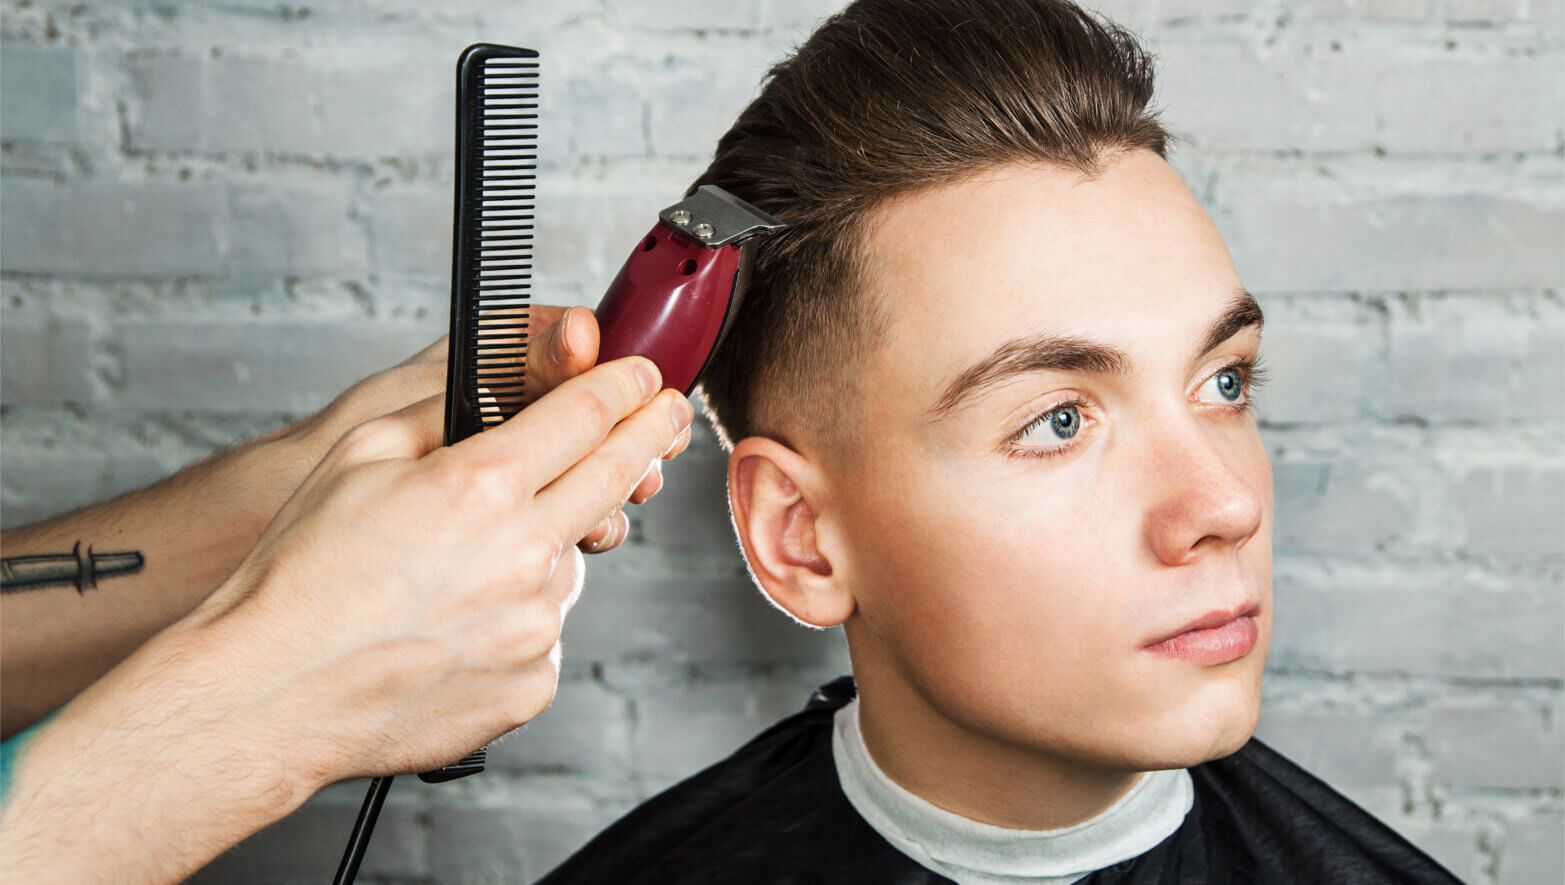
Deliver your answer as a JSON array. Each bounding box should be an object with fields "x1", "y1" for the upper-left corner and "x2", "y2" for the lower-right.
[
  {"x1": 424, "y1": 43, "x2": 539, "y2": 784},
  {"x1": 334, "y1": 42, "x2": 539, "y2": 885},
  {"x1": 444, "y1": 42, "x2": 540, "y2": 443}
]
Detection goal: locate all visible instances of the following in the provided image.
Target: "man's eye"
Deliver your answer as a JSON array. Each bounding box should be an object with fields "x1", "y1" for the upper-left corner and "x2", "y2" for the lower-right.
[
  {"x1": 1016, "y1": 401, "x2": 1085, "y2": 445},
  {"x1": 1197, "y1": 366, "x2": 1246, "y2": 405}
]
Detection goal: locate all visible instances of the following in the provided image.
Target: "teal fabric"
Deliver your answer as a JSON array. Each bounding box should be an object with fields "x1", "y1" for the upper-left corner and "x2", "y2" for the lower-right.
[{"x1": 0, "y1": 707, "x2": 63, "y2": 806}]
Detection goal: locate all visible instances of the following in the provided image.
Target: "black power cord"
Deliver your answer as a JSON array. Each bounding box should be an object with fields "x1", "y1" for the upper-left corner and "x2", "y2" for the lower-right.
[{"x1": 333, "y1": 776, "x2": 394, "y2": 885}]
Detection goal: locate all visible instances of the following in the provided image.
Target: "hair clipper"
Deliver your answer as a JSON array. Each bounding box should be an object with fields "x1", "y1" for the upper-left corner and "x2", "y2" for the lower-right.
[{"x1": 594, "y1": 185, "x2": 783, "y2": 393}]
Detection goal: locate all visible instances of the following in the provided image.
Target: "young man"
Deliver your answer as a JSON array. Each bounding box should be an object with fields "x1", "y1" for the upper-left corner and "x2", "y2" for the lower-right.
[{"x1": 542, "y1": 0, "x2": 1460, "y2": 881}]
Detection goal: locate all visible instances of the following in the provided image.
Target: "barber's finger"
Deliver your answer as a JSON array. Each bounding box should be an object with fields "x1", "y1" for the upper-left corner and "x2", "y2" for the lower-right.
[
  {"x1": 331, "y1": 393, "x2": 446, "y2": 464},
  {"x1": 519, "y1": 306, "x2": 601, "y2": 407},
  {"x1": 475, "y1": 302, "x2": 568, "y2": 378},
  {"x1": 462, "y1": 356, "x2": 662, "y2": 490},
  {"x1": 383, "y1": 392, "x2": 448, "y2": 456},
  {"x1": 528, "y1": 303, "x2": 570, "y2": 330},
  {"x1": 400, "y1": 390, "x2": 450, "y2": 451},
  {"x1": 577, "y1": 513, "x2": 614, "y2": 553},
  {"x1": 537, "y1": 545, "x2": 587, "y2": 616},
  {"x1": 663, "y1": 423, "x2": 692, "y2": 460},
  {"x1": 577, "y1": 509, "x2": 629, "y2": 554},
  {"x1": 536, "y1": 388, "x2": 692, "y2": 544},
  {"x1": 443, "y1": 304, "x2": 582, "y2": 407},
  {"x1": 603, "y1": 510, "x2": 630, "y2": 552},
  {"x1": 628, "y1": 458, "x2": 663, "y2": 505}
]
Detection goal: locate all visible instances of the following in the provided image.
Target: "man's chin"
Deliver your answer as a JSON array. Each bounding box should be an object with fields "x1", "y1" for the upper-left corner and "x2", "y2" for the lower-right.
[
  {"x1": 1124, "y1": 652, "x2": 1266, "y2": 762},
  {"x1": 989, "y1": 699, "x2": 1259, "y2": 774},
  {"x1": 1092, "y1": 724, "x2": 1258, "y2": 773},
  {"x1": 1086, "y1": 687, "x2": 1263, "y2": 772},
  {"x1": 1158, "y1": 698, "x2": 1262, "y2": 768}
]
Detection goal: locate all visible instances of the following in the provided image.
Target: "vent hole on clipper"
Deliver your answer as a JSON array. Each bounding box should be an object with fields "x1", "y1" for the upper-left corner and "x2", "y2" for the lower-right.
[
  {"x1": 641, "y1": 235, "x2": 657, "y2": 252},
  {"x1": 679, "y1": 259, "x2": 698, "y2": 275}
]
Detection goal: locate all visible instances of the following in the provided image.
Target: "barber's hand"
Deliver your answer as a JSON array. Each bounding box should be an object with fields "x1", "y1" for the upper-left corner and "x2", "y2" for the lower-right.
[
  {"x1": 0, "y1": 302, "x2": 682, "y2": 741},
  {"x1": 0, "y1": 356, "x2": 693, "y2": 882},
  {"x1": 284, "y1": 305, "x2": 689, "y2": 554},
  {"x1": 515, "y1": 305, "x2": 692, "y2": 553},
  {"x1": 193, "y1": 355, "x2": 693, "y2": 784}
]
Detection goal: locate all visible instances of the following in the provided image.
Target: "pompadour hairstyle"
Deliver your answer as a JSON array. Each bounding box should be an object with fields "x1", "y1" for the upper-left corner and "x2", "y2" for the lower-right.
[{"x1": 690, "y1": 0, "x2": 1169, "y2": 464}]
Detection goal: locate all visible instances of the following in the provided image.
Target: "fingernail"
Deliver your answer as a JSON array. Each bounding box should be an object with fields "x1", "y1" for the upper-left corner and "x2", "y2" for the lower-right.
[
  {"x1": 664, "y1": 423, "x2": 690, "y2": 459},
  {"x1": 636, "y1": 360, "x2": 661, "y2": 398},
  {"x1": 586, "y1": 519, "x2": 612, "y2": 553},
  {"x1": 670, "y1": 392, "x2": 694, "y2": 433},
  {"x1": 550, "y1": 309, "x2": 574, "y2": 363}
]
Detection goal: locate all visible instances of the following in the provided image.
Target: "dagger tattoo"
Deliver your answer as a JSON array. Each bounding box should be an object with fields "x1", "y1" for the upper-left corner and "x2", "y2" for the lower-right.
[{"x1": 1, "y1": 541, "x2": 145, "y2": 595}]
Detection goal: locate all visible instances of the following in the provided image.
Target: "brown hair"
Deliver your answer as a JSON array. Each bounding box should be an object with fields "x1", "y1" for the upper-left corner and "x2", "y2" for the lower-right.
[{"x1": 690, "y1": 0, "x2": 1169, "y2": 464}]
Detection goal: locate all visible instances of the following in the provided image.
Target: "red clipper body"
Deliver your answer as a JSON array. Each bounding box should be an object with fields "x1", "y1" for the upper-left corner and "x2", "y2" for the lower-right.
[{"x1": 595, "y1": 185, "x2": 783, "y2": 394}]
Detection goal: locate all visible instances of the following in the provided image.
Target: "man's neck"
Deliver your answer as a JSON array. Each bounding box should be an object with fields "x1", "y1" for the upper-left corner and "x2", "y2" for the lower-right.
[{"x1": 852, "y1": 665, "x2": 1146, "y2": 831}]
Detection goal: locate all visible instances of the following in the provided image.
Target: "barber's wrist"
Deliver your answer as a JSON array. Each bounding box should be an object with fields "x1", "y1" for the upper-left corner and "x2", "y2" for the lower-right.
[
  {"x1": 146, "y1": 614, "x2": 323, "y2": 821},
  {"x1": 170, "y1": 590, "x2": 356, "y2": 802}
]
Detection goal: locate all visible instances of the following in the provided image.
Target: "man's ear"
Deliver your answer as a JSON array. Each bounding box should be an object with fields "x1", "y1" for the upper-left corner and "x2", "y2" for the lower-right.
[{"x1": 727, "y1": 436, "x2": 854, "y2": 628}]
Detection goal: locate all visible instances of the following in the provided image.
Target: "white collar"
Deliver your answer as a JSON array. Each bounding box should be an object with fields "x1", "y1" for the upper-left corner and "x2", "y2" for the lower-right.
[{"x1": 831, "y1": 697, "x2": 1193, "y2": 885}]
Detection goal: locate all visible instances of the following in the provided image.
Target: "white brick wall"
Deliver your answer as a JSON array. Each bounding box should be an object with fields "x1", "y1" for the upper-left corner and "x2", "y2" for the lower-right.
[{"x1": 2, "y1": 1, "x2": 1559, "y2": 881}]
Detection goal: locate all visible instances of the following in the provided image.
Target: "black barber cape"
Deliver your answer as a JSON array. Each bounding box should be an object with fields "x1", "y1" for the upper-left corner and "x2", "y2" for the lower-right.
[{"x1": 538, "y1": 677, "x2": 1460, "y2": 884}]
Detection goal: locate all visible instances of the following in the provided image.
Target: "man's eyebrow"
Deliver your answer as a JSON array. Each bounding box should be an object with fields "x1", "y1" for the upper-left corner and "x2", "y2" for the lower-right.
[
  {"x1": 925, "y1": 289, "x2": 1265, "y2": 421},
  {"x1": 1195, "y1": 289, "x2": 1266, "y2": 362}
]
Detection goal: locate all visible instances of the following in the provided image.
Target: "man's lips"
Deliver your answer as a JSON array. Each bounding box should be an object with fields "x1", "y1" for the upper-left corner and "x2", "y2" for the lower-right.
[
  {"x1": 1143, "y1": 603, "x2": 1261, "y2": 665},
  {"x1": 1146, "y1": 603, "x2": 1262, "y2": 646}
]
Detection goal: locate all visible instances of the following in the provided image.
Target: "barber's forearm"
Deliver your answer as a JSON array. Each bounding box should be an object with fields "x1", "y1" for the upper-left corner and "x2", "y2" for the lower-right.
[
  {"x1": 0, "y1": 613, "x2": 320, "y2": 884},
  {"x1": 0, "y1": 428, "x2": 313, "y2": 737}
]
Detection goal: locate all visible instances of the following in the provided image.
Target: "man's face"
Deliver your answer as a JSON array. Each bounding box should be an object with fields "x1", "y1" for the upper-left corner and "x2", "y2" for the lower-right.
[{"x1": 835, "y1": 150, "x2": 1273, "y2": 770}]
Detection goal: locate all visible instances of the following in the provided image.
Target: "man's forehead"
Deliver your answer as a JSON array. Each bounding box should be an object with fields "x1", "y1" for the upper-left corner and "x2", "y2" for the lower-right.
[
  {"x1": 860, "y1": 154, "x2": 1225, "y2": 330},
  {"x1": 854, "y1": 157, "x2": 1250, "y2": 419},
  {"x1": 861, "y1": 163, "x2": 1104, "y2": 289}
]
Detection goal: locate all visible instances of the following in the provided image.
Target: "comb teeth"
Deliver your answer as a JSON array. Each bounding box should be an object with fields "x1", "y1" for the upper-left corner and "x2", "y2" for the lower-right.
[
  {"x1": 446, "y1": 45, "x2": 540, "y2": 445},
  {"x1": 416, "y1": 747, "x2": 487, "y2": 784}
]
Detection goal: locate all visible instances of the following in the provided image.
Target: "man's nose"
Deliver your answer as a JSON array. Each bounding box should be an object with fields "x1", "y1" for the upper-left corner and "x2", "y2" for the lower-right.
[{"x1": 1140, "y1": 418, "x2": 1266, "y2": 567}]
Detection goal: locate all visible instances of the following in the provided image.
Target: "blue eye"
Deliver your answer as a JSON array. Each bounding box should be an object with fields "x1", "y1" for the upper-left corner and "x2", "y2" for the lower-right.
[
  {"x1": 1016, "y1": 401, "x2": 1084, "y2": 445},
  {"x1": 1042, "y1": 405, "x2": 1082, "y2": 439},
  {"x1": 1007, "y1": 399, "x2": 1090, "y2": 461},
  {"x1": 1199, "y1": 367, "x2": 1246, "y2": 404}
]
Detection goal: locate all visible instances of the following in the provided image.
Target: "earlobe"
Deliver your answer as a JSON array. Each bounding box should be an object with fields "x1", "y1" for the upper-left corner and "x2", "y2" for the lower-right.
[{"x1": 728, "y1": 437, "x2": 854, "y2": 628}]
